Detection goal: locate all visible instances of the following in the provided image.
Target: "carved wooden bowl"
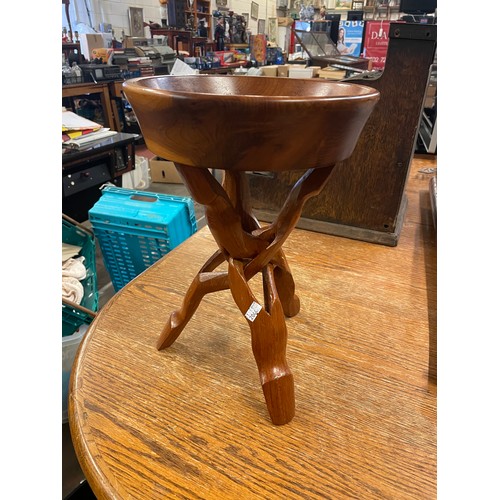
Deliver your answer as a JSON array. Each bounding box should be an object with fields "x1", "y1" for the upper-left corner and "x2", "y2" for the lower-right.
[{"x1": 123, "y1": 75, "x2": 379, "y2": 172}]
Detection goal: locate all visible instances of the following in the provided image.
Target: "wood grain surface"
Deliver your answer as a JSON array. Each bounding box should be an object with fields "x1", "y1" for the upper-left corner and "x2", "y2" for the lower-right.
[{"x1": 69, "y1": 156, "x2": 436, "y2": 499}]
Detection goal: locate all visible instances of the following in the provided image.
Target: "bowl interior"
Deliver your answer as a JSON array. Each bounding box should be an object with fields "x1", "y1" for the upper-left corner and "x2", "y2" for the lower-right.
[{"x1": 128, "y1": 75, "x2": 376, "y2": 100}]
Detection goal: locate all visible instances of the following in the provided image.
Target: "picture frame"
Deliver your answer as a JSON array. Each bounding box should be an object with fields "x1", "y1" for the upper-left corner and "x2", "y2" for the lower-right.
[
  {"x1": 128, "y1": 7, "x2": 145, "y2": 37},
  {"x1": 242, "y1": 12, "x2": 249, "y2": 25},
  {"x1": 251, "y1": 1, "x2": 259, "y2": 20},
  {"x1": 257, "y1": 19, "x2": 265, "y2": 34},
  {"x1": 267, "y1": 17, "x2": 277, "y2": 43},
  {"x1": 334, "y1": 0, "x2": 352, "y2": 9}
]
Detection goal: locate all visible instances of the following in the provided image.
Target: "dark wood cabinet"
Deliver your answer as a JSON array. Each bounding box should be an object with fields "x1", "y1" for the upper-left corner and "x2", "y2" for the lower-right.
[
  {"x1": 248, "y1": 22, "x2": 438, "y2": 247},
  {"x1": 63, "y1": 42, "x2": 83, "y2": 65},
  {"x1": 150, "y1": 27, "x2": 214, "y2": 56}
]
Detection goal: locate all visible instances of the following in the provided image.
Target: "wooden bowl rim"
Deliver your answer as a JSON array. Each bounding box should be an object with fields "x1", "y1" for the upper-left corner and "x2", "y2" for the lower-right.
[{"x1": 123, "y1": 75, "x2": 380, "y2": 103}]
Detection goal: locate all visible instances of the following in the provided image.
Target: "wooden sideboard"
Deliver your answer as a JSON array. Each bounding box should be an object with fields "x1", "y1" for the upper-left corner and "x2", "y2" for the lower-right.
[{"x1": 150, "y1": 28, "x2": 214, "y2": 56}]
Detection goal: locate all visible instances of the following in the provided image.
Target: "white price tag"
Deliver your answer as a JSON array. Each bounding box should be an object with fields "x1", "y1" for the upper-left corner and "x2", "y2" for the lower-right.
[{"x1": 245, "y1": 301, "x2": 262, "y2": 322}]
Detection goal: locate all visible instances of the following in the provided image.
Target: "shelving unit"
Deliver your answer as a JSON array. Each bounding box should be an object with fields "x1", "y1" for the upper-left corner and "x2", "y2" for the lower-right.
[
  {"x1": 417, "y1": 63, "x2": 437, "y2": 154},
  {"x1": 184, "y1": 0, "x2": 212, "y2": 38}
]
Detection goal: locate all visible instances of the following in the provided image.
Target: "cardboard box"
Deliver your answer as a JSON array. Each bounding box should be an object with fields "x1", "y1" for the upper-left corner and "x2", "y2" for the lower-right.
[
  {"x1": 317, "y1": 68, "x2": 345, "y2": 80},
  {"x1": 260, "y1": 65, "x2": 278, "y2": 77},
  {"x1": 79, "y1": 33, "x2": 105, "y2": 61},
  {"x1": 309, "y1": 65, "x2": 322, "y2": 77},
  {"x1": 288, "y1": 66, "x2": 314, "y2": 79},
  {"x1": 277, "y1": 64, "x2": 290, "y2": 77},
  {"x1": 149, "y1": 157, "x2": 183, "y2": 184}
]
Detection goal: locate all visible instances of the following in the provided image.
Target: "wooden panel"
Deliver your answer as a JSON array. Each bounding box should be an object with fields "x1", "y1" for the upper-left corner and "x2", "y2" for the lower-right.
[
  {"x1": 62, "y1": 82, "x2": 117, "y2": 131},
  {"x1": 69, "y1": 156, "x2": 436, "y2": 499},
  {"x1": 248, "y1": 23, "x2": 437, "y2": 246}
]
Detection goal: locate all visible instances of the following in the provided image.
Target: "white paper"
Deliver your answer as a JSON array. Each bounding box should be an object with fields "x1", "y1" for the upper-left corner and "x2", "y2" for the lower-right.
[
  {"x1": 62, "y1": 110, "x2": 103, "y2": 131},
  {"x1": 170, "y1": 58, "x2": 200, "y2": 76}
]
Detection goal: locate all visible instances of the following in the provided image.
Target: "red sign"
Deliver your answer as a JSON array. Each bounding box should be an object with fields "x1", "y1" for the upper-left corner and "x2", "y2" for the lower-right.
[{"x1": 362, "y1": 21, "x2": 391, "y2": 70}]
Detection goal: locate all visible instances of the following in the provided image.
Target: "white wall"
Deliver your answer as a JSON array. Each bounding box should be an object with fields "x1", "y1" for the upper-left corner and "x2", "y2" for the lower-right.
[
  {"x1": 230, "y1": 0, "x2": 277, "y2": 35},
  {"x1": 62, "y1": 0, "x2": 402, "y2": 49},
  {"x1": 63, "y1": 0, "x2": 278, "y2": 40}
]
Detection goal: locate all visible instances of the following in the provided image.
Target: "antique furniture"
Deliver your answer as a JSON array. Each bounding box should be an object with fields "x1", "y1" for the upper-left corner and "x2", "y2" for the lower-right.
[
  {"x1": 249, "y1": 22, "x2": 437, "y2": 246},
  {"x1": 68, "y1": 156, "x2": 436, "y2": 497},
  {"x1": 62, "y1": 42, "x2": 82, "y2": 65},
  {"x1": 62, "y1": 132, "x2": 139, "y2": 222},
  {"x1": 121, "y1": 75, "x2": 379, "y2": 425},
  {"x1": 62, "y1": 82, "x2": 117, "y2": 130},
  {"x1": 150, "y1": 27, "x2": 215, "y2": 56}
]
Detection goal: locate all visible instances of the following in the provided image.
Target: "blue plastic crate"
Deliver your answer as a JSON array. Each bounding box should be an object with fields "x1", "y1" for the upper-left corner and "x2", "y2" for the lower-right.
[{"x1": 89, "y1": 186, "x2": 197, "y2": 291}]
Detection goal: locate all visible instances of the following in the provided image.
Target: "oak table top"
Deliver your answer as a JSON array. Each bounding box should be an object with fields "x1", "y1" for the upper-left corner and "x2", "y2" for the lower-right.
[{"x1": 69, "y1": 156, "x2": 436, "y2": 499}]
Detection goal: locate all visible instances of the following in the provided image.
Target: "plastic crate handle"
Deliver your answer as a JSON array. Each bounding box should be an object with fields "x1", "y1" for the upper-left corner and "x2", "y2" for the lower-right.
[
  {"x1": 130, "y1": 194, "x2": 159, "y2": 203},
  {"x1": 62, "y1": 298, "x2": 98, "y2": 318}
]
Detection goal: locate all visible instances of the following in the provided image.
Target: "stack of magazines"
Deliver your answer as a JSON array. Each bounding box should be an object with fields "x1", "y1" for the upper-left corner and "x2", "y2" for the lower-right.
[{"x1": 62, "y1": 107, "x2": 117, "y2": 149}]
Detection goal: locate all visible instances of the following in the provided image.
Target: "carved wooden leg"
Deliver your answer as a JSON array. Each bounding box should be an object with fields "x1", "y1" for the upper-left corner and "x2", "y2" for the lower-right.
[
  {"x1": 271, "y1": 251, "x2": 300, "y2": 318},
  {"x1": 228, "y1": 258, "x2": 295, "y2": 425},
  {"x1": 157, "y1": 251, "x2": 228, "y2": 350},
  {"x1": 223, "y1": 171, "x2": 300, "y2": 318},
  {"x1": 157, "y1": 164, "x2": 336, "y2": 424},
  {"x1": 174, "y1": 164, "x2": 267, "y2": 259}
]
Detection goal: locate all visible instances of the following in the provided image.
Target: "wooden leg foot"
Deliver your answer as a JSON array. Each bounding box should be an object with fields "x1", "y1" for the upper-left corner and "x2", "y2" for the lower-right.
[
  {"x1": 157, "y1": 310, "x2": 186, "y2": 350},
  {"x1": 228, "y1": 258, "x2": 295, "y2": 424},
  {"x1": 262, "y1": 372, "x2": 295, "y2": 425},
  {"x1": 157, "y1": 271, "x2": 229, "y2": 350}
]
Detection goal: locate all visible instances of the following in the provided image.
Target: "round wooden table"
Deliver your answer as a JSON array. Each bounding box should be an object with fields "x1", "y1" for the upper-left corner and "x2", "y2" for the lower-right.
[
  {"x1": 68, "y1": 76, "x2": 437, "y2": 499},
  {"x1": 69, "y1": 222, "x2": 437, "y2": 499}
]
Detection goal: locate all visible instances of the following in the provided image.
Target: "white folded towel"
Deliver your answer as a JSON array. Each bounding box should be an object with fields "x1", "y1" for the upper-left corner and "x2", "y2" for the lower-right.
[
  {"x1": 62, "y1": 256, "x2": 87, "y2": 304},
  {"x1": 62, "y1": 276, "x2": 84, "y2": 304},
  {"x1": 62, "y1": 256, "x2": 87, "y2": 280}
]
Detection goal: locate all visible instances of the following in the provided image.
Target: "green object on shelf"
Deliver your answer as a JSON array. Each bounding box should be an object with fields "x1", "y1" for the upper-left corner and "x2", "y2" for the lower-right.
[{"x1": 62, "y1": 215, "x2": 99, "y2": 337}]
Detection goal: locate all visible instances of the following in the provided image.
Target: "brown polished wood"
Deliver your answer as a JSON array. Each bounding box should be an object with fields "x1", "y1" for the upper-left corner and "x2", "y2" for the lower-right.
[
  {"x1": 122, "y1": 75, "x2": 379, "y2": 424},
  {"x1": 150, "y1": 28, "x2": 212, "y2": 56},
  {"x1": 62, "y1": 42, "x2": 82, "y2": 64},
  {"x1": 69, "y1": 156, "x2": 436, "y2": 499},
  {"x1": 122, "y1": 76, "x2": 379, "y2": 172},
  {"x1": 108, "y1": 81, "x2": 126, "y2": 133}
]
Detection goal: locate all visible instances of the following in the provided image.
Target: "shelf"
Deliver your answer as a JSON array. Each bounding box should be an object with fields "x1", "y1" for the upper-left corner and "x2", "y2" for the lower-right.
[
  {"x1": 418, "y1": 114, "x2": 437, "y2": 154},
  {"x1": 184, "y1": 0, "x2": 212, "y2": 37}
]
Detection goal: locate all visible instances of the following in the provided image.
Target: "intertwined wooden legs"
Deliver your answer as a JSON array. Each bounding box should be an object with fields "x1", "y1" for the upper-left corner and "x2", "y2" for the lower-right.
[
  {"x1": 228, "y1": 259, "x2": 295, "y2": 425},
  {"x1": 158, "y1": 165, "x2": 335, "y2": 424},
  {"x1": 157, "y1": 251, "x2": 228, "y2": 349}
]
